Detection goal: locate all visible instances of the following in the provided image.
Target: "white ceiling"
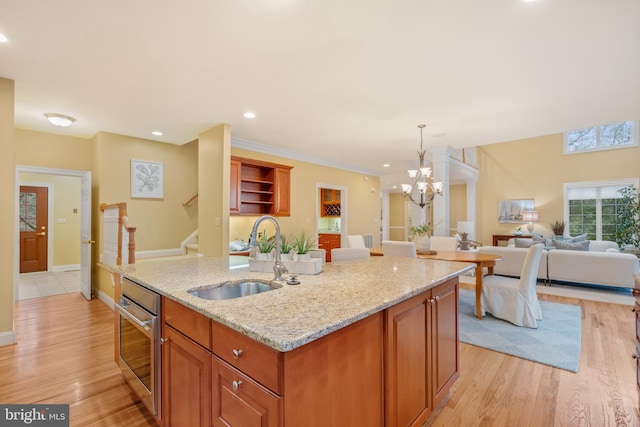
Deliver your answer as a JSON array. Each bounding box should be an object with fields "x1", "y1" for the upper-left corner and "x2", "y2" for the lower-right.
[{"x1": 1, "y1": 0, "x2": 639, "y2": 189}]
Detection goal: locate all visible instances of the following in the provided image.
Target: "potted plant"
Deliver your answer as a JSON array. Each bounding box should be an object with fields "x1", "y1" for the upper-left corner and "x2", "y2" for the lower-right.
[
  {"x1": 409, "y1": 223, "x2": 432, "y2": 253},
  {"x1": 256, "y1": 229, "x2": 275, "y2": 260},
  {"x1": 293, "y1": 231, "x2": 317, "y2": 261},
  {"x1": 615, "y1": 185, "x2": 640, "y2": 252},
  {"x1": 279, "y1": 235, "x2": 293, "y2": 261},
  {"x1": 514, "y1": 226, "x2": 524, "y2": 236},
  {"x1": 550, "y1": 220, "x2": 565, "y2": 239}
]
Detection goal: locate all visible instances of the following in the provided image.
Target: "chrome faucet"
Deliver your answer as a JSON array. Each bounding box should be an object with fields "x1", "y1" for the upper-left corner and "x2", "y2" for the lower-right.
[{"x1": 249, "y1": 215, "x2": 288, "y2": 281}]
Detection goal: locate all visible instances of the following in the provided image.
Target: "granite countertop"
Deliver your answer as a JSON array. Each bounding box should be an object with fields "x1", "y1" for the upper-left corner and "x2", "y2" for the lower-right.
[{"x1": 115, "y1": 256, "x2": 474, "y2": 352}]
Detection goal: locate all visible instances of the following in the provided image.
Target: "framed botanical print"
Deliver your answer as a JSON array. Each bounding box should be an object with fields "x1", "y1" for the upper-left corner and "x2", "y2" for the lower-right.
[{"x1": 131, "y1": 159, "x2": 164, "y2": 199}]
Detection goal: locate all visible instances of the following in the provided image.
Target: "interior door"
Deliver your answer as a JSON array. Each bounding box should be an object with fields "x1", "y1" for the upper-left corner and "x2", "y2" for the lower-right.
[
  {"x1": 80, "y1": 171, "x2": 92, "y2": 300},
  {"x1": 19, "y1": 186, "x2": 48, "y2": 273}
]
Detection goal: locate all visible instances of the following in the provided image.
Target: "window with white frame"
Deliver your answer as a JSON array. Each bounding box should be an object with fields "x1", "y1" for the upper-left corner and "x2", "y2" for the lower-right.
[
  {"x1": 564, "y1": 121, "x2": 638, "y2": 154},
  {"x1": 564, "y1": 179, "x2": 638, "y2": 241}
]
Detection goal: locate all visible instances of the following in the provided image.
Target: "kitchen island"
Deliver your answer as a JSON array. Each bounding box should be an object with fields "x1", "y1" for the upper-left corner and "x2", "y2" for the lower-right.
[{"x1": 114, "y1": 255, "x2": 474, "y2": 427}]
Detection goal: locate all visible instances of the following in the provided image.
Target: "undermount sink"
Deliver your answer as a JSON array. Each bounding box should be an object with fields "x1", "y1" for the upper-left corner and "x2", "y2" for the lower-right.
[{"x1": 187, "y1": 280, "x2": 281, "y2": 300}]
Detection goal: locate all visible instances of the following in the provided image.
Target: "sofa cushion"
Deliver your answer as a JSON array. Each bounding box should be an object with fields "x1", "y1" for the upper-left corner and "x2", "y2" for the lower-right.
[
  {"x1": 551, "y1": 240, "x2": 590, "y2": 251},
  {"x1": 514, "y1": 238, "x2": 538, "y2": 248},
  {"x1": 567, "y1": 234, "x2": 587, "y2": 242},
  {"x1": 589, "y1": 240, "x2": 619, "y2": 252}
]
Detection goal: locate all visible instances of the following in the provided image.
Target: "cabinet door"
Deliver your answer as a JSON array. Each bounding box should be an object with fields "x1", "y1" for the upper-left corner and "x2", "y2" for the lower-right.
[
  {"x1": 212, "y1": 356, "x2": 282, "y2": 427},
  {"x1": 230, "y1": 160, "x2": 241, "y2": 215},
  {"x1": 385, "y1": 292, "x2": 431, "y2": 427},
  {"x1": 162, "y1": 325, "x2": 211, "y2": 427},
  {"x1": 430, "y1": 279, "x2": 459, "y2": 407},
  {"x1": 272, "y1": 167, "x2": 290, "y2": 216}
]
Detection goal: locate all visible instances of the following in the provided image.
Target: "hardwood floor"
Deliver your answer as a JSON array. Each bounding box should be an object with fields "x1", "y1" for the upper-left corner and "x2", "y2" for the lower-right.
[
  {"x1": 1, "y1": 285, "x2": 638, "y2": 426},
  {"x1": 426, "y1": 281, "x2": 640, "y2": 427},
  {"x1": 0, "y1": 293, "x2": 158, "y2": 427}
]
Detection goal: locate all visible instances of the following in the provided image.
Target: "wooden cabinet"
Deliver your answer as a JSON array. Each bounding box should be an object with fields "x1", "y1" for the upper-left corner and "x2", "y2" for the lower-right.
[
  {"x1": 318, "y1": 233, "x2": 340, "y2": 262},
  {"x1": 230, "y1": 156, "x2": 292, "y2": 217},
  {"x1": 162, "y1": 298, "x2": 212, "y2": 427},
  {"x1": 384, "y1": 278, "x2": 459, "y2": 427},
  {"x1": 320, "y1": 189, "x2": 341, "y2": 217},
  {"x1": 154, "y1": 277, "x2": 458, "y2": 427}
]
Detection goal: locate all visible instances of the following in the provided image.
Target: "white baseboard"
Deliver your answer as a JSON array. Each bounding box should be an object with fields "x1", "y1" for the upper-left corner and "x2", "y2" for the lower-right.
[
  {"x1": 52, "y1": 264, "x2": 81, "y2": 272},
  {"x1": 97, "y1": 289, "x2": 115, "y2": 310},
  {"x1": 136, "y1": 248, "x2": 184, "y2": 259},
  {"x1": 0, "y1": 330, "x2": 16, "y2": 347}
]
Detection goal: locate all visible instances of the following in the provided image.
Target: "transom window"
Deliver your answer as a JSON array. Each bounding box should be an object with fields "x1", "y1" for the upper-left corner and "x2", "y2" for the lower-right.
[
  {"x1": 564, "y1": 179, "x2": 638, "y2": 241},
  {"x1": 564, "y1": 121, "x2": 638, "y2": 154}
]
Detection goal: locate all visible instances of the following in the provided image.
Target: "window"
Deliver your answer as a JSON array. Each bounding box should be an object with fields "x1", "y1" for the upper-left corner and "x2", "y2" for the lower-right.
[
  {"x1": 564, "y1": 179, "x2": 638, "y2": 241},
  {"x1": 564, "y1": 121, "x2": 638, "y2": 154}
]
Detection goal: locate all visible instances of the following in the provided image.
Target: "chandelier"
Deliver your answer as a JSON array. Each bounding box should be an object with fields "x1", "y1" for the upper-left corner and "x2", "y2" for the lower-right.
[{"x1": 401, "y1": 124, "x2": 444, "y2": 208}]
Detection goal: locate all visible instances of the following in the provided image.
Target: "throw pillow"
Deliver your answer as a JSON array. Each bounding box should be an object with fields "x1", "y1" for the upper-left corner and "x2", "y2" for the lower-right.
[
  {"x1": 531, "y1": 234, "x2": 550, "y2": 246},
  {"x1": 552, "y1": 240, "x2": 590, "y2": 251},
  {"x1": 567, "y1": 234, "x2": 587, "y2": 243},
  {"x1": 514, "y1": 238, "x2": 537, "y2": 248}
]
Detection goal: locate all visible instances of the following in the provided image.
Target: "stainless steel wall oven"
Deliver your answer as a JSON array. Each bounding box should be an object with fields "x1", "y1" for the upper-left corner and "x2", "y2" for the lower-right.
[{"x1": 116, "y1": 277, "x2": 161, "y2": 417}]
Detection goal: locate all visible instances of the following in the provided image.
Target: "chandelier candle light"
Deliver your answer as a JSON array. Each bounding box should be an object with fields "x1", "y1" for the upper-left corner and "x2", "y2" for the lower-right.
[{"x1": 401, "y1": 124, "x2": 444, "y2": 208}]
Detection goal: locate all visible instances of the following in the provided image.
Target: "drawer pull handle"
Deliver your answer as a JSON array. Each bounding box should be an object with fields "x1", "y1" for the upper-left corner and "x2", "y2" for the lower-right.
[
  {"x1": 232, "y1": 349, "x2": 243, "y2": 358},
  {"x1": 232, "y1": 380, "x2": 243, "y2": 391},
  {"x1": 160, "y1": 338, "x2": 169, "y2": 344},
  {"x1": 633, "y1": 307, "x2": 640, "y2": 313}
]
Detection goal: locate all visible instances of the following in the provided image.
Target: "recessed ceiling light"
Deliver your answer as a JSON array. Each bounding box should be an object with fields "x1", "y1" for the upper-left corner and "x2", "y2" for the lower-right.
[
  {"x1": 0, "y1": 33, "x2": 7, "y2": 43},
  {"x1": 152, "y1": 131, "x2": 163, "y2": 136},
  {"x1": 44, "y1": 113, "x2": 75, "y2": 127},
  {"x1": 243, "y1": 112, "x2": 256, "y2": 119},
  {"x1": 383, "y1": 164, "x2": 390, "y2": 168}
]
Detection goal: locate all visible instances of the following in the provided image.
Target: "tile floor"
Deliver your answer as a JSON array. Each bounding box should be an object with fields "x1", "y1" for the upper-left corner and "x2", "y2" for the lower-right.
[{"x1": 18, "y1": 270, "x2": 81, "y2": 300}]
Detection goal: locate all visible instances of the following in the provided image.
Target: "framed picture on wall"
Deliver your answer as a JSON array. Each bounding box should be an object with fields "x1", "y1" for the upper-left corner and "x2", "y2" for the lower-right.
[
  {"x1": 498, "y1": 199, "x2": 534, "y2": 223},
  {"x1": 131, "y1": 159, "x2": 164, "y2": 199}
]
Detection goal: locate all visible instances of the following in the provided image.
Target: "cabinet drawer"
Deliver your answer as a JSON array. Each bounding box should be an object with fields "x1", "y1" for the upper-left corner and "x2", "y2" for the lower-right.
[
  {"x1": 212, "y1": 322, "x2": 283, "y2": 394},
  {"x1": 163, "y1": 297, "x2": 212, "y2": 350},
  {"x1": 212, "y1": 356, "x2": 282, "y2": 427}
]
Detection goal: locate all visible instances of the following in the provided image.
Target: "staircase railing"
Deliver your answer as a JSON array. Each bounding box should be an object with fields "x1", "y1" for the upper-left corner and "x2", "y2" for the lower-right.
[{"x1": 99, "y1": 202, "x2": 137, "y2": 265}]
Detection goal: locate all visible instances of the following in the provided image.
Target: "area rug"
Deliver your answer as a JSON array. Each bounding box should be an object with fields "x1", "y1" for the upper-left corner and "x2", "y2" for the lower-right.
[{"x1": 458, "y1": 289, "x2": 581, "y2": 372}]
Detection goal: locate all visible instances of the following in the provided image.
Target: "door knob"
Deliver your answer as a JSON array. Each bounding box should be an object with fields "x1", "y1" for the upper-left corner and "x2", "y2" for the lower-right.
[
  {"x1": 36, "y1": 231, "x2": 46, "y2": 236},
  {"x1": 81, "y1": 240, "x2": 95, "y2": 244}
]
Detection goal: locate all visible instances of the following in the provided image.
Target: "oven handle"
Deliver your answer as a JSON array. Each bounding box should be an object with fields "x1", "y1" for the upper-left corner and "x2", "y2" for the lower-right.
[{"x1": 116, "y1": 302, "x2": 153, "y2": 334}]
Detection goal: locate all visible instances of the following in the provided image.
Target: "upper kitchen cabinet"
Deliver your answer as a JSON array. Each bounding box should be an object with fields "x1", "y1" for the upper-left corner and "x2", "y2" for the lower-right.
[
  {"x1": 231, "y1": 156, "x2": 293, "y2": 217},
  {"x1": 320, "y1": 189, "x2": 341, "y2": 217}
]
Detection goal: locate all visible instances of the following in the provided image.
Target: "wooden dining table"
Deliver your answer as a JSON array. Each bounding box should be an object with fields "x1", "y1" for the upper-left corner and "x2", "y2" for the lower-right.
[{"x1": 370, "y1": 247, "x2": 502, "y2": 319}]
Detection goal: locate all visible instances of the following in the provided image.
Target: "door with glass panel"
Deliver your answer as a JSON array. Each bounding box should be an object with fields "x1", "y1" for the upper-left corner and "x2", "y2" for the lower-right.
[{"x1": 19, "y1": 186, "x2": 48, "y2": 273}]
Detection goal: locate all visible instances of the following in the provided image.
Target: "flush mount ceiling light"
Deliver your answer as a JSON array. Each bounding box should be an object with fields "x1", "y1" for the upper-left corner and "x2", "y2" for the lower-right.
[
  {"x1": 44, "y1": 113, "x2": 76, "y2": 127},
  {"x1": 0, "y1": 33, "x2": 8, "y2": 43},
  {"x1": 243, "y1": 112, "x2": 256, "y2": 119},
  {"x1": 151, "y1": 131, "x2": 163, "y2": 136}
]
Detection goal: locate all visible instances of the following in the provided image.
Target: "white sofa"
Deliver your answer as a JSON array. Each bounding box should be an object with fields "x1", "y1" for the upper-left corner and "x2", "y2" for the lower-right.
[{"x1": 478, "y1": 239, "x2": 640, "y2": 289}]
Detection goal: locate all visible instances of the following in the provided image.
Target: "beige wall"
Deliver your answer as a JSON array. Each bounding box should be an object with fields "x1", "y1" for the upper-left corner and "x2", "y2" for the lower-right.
[
  {"x1": 449, "y1": 184, "x2": 467, "y2": 233},
  {"x1": 0, "y1": 78, "x2": 15, "y2": 342},
  {"x1": 15, "y1": 128, "x2": 92, "y2": 171},
  {"x1": 476, "y1": 133, "x2": 640, "y2": 246},
  {"x1": 229, "y1": 148, "x2": 382, "y2": 248},
  {"x1": 20, "y1": 173, "x2": 82, "y2": 267},
  {"x1": 94, "y1": 132, "x2": 199, "y2": 252}
]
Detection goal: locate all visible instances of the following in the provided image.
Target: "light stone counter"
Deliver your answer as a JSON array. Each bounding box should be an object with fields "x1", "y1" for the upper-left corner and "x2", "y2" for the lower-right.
[{"x1": 115, "y1": 255, "x2": 474, "y2": 352}]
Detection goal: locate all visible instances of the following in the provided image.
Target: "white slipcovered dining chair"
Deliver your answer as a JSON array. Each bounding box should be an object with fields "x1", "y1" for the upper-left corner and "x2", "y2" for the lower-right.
[
  {"x1": 331, "y1": 247, "x2": 370, "y2": 262},
  {"x1": 381, "y1": 241, "x2": 417, "y2": 258},
  {"x1": 347, "y1": 235, "x2": 366, "y2": 248},
  {"x1": 480, "y1": 243, "x2": 544, "y2": 328},
  {"x1": 429, "y1": 236, "x2": 458, "y2": 252}
]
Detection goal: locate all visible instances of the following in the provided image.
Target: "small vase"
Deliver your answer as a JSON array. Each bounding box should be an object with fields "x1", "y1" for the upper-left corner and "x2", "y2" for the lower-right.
[
  {"x1": 297, "y1": 253, "x2": 311, "y2": 261},
  {"x1": 413, "y1": 234, "x2": 431, "y2": 253}
]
